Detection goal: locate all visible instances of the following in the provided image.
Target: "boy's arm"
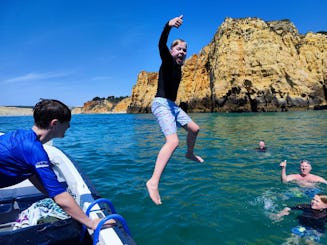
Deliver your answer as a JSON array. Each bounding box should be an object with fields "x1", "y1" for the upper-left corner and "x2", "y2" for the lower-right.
[
  {"x1": 29, "y1": 175, "x2": 48, "y2": 195},
  {"x1": 53, "y1": 192, "x2": 114, "y2": 230},
  {"x1": 158, "y1": 15, "x2": 183, "y2": 61}
]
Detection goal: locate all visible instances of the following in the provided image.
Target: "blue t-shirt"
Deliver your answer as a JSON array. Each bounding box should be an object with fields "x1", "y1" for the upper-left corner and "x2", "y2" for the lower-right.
[{"x1": 0, "y1": 129, "x2": 66, "y2": 197}]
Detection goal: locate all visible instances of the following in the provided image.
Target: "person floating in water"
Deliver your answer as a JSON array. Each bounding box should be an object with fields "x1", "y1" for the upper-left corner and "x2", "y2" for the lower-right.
[
  {"x1": 146, "y1": 15, "x2": 204, "y2": 205},
  {"x1": 280, "y1": 160, "x2": 327, "y2": 188},
  {"x1": 256, "y1": 140, "x2": 267, "y2": 152},
  {"x1": 275, "y1": 194, "x2": 327, "y2": 243}
]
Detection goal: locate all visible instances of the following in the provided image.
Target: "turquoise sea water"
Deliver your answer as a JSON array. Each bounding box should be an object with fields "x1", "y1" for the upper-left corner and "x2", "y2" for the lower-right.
[{"x1": 1, "y1": 111, "x2": 327, "y2": 244}]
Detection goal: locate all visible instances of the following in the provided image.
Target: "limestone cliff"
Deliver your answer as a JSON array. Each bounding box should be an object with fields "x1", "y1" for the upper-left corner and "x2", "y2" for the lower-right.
[
  {"x1": 80, "y1": 97, "x2": 131, "y2": 114},
  {"x1": 112, "y1": 97, "x2": 131, "y2": 113},
  {"x1": 82, "y1": 99, "x2": 114, "y2": 114},
  {"x1": 127, "y1": 17, "x2": 327, "y2": 113},
  {"x1": 128, "y1": 71, "x2": 158, "y2": 113}
]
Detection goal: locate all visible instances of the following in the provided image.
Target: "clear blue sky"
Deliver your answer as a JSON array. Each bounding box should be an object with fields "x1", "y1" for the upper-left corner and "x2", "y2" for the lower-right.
[{"x1": 1, "y1": 0, "x2": 326, "y2": 106}]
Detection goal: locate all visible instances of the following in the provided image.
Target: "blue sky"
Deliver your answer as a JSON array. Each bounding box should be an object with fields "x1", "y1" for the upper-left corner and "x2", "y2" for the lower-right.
[{"x1": 1, "y1": 0, "x2": 326, "y2": 107}]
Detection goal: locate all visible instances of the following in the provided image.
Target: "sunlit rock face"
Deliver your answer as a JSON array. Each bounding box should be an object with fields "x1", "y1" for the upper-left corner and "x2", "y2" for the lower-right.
[{"x1": 127, "y1": 17, "x2": 327, "y2": 113}]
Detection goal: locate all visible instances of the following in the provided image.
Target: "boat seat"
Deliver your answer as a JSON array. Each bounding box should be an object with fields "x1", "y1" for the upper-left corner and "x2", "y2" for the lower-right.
[
  {"x1": 0, "y1": 180, "x2": 69, "y2": 228},
  {"x1": 0, "y1": 202, "x2": 12, "y2": 214},
  {"x1": 0, "y1": 185, "x2": 46, "y2": 225},
  {"x1": 0, "y1": 185, "x2": 45, "y2": 203}
]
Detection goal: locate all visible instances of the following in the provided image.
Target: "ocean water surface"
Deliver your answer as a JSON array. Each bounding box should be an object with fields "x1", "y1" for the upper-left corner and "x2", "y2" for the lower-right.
[{"x1": 1, "y1": 111, "x2": 327, "y2": 244}]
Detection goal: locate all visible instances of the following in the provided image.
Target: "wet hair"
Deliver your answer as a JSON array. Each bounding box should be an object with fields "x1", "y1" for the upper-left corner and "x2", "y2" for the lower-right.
[
  {"x1": 33, "y1": 99, "x2": 71, "y2": 129},
  {"x1": 170, "y1": 39, "x2": 187, "y2": 49},
  {"x1": 300, "y1": 160, "x2": 311, "y2": 165},
  {"x1": 317, "y1": 194, "x2": 327, "y2": 204}
]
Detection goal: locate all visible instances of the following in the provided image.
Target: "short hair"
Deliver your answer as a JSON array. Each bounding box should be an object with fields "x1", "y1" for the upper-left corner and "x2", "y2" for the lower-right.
[
  {"x1": 33, "y1": 99, "x2": 71, "y2": 129},
  {"x1": 300, "y1": 160, "x2": 311, "y2": 165},
  {"x1": 317, "y1": 194, "x2": 327, "y2": 204},
  {"x1": 170, "y1": 39, "x2": 187, "y2": 49}
]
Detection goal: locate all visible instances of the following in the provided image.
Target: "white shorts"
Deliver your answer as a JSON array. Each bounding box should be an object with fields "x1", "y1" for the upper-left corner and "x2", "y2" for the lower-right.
[{"x1": 151, "y1": 97, "x2": 191, "y2": 136}]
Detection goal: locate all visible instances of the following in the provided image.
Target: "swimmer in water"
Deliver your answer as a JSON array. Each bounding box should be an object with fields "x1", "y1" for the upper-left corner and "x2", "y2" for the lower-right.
[
  {"x1": 256, "y1": 141, "x2": 267, "y2": 152},
  {"x1": 275, "y1": 194, "x2": 327, "y2": 242},
  {"x1": 280, "y1": 160, "x2": 327, "y2": 188}
]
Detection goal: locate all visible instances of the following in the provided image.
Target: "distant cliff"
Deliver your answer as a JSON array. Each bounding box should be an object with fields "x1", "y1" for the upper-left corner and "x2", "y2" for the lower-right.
[
  {"x1": 81, "y1": 96, "x2": 130, "y2": 114},
  {"x1": 127, "y1": 17, "x2": 327, "y2": 113}
]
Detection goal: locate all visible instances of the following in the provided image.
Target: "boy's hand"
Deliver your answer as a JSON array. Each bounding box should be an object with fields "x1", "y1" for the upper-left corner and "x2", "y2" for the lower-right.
[
  {"x1": 91, "y1": 217, "x2": 116, "y2": 230},
  {"x1": 169, "y1": 15, "x2": 183, "y2": 28}
]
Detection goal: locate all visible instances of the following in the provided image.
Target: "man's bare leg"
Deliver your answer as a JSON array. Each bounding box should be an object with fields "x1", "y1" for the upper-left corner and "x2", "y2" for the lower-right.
[
  {"x1": 146, "y1": 134, "x2": 179, "y2": 205},
  {"x1": 184, "y1": 121, "x2": 204, "y2": 163}
]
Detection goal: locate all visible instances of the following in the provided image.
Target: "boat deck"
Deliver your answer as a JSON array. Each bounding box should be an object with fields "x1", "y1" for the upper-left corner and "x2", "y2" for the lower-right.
[{"x1": 0, "y1": 180, "x2": 53, "y2": 230}]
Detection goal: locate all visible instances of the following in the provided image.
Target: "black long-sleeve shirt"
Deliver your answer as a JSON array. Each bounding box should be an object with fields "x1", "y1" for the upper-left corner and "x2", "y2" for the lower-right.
[
  {"x1": 155, "y1": 23, "x2": 182, "y2": 102},
  {"x1": 291, "y1": 204, "x2": 327, "y2": 232}
]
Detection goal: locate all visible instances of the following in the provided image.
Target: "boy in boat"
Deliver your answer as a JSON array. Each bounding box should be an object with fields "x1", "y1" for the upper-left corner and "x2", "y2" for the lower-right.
[
  {"x1": 0, "y1": 99, "x2": 114, "y2": 230},
  {"x1": 146, "y1": 15, "x2": 204, "y2": 205}
]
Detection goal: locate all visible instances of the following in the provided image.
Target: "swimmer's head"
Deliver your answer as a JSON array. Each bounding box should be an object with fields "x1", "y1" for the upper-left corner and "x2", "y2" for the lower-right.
[
  {"x1": 259, "y1": 141, "x2": 265, "y2": 149},
  {"x1": 299, "y1": 160, "x2": 312, "y2": 174},
  {"x1": 311, "y1": 194, "x2": 327, "y2": 210},
  {"x1": 300, "y1": 159, "x2": 311, "y2": 165}
]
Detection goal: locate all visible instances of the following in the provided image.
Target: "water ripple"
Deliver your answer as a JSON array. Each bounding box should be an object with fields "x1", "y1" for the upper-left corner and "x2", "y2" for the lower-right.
[{"x1": 1, "y1": 111, "x2": 327, "y2": 244}]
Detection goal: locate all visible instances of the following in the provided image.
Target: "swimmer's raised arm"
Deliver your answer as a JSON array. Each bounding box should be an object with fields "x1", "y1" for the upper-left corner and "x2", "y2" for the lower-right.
[{"x1": 280, "y1": 160, "x2": 288, "y2": 183}]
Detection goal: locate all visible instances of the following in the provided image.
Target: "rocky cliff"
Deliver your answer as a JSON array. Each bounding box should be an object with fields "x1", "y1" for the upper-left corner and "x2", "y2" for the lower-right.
[
  {"x1": 81, "y1": 99, "x2": 114, "y2": 113},
  {"x1": 127, "y1": 17, "x2": 327, "y2": 113},
  {"x1": 80, "y1": 97, "x2": 131, "y2": 114}
]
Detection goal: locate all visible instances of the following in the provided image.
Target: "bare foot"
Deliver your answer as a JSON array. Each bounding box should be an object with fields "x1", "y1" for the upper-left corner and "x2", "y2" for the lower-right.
[
  {"x1": 146, "y1": 180, "x2": 162, "y2": 205},
  {"x1": 186, "y1": 153, "x2": 204, "y2": 163}
]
